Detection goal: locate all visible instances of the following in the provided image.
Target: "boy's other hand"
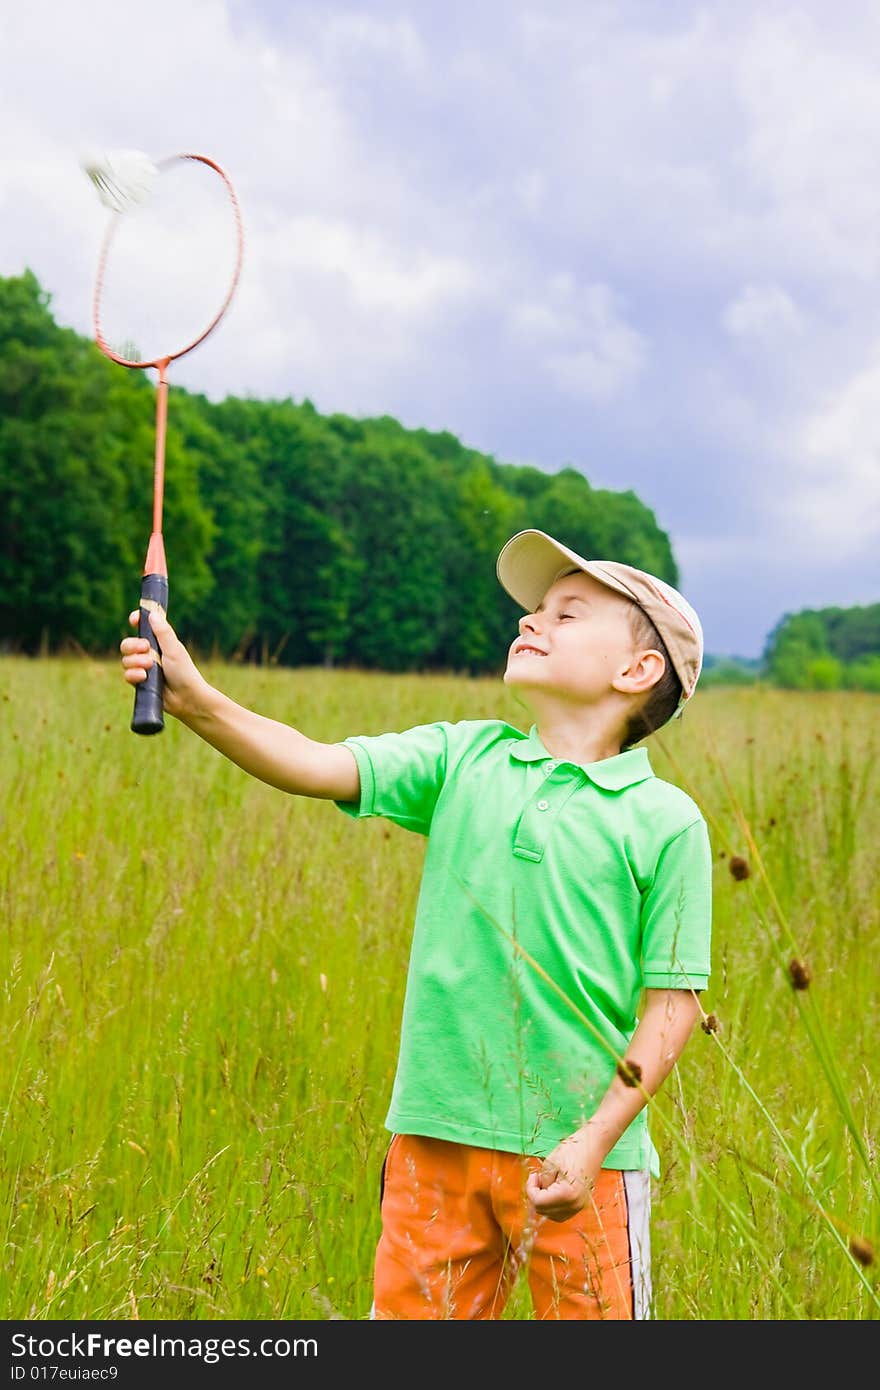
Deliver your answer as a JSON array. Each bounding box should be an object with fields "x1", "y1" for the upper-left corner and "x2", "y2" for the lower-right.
[
  {"x1": 526, "y1": 1132, "x2": 600, "y2": 1223},
  {"x1": 120, "y1": 608, "x2": 209, "y2": 722}
]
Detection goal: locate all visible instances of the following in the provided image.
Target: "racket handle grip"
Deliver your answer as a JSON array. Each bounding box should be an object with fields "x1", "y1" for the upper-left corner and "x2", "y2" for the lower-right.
[{"x1": 131, "y1": 573, "x2": 168, "y2": 736}]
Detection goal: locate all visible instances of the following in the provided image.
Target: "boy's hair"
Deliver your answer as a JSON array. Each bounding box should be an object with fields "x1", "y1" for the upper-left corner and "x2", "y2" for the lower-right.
[{"x1": 620, "y1": 603, "x2": 683, "y2": 750}]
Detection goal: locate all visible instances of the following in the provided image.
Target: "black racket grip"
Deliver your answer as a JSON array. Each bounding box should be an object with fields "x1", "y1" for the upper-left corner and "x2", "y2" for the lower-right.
[{"x1": 131, "y1": 573, "x2": 168, "y2": 736}]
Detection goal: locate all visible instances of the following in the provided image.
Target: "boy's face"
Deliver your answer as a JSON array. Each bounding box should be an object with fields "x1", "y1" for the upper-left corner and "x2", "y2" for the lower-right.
[{"x1": 503, "y1": 569, "x2": 652, "y2": 709}]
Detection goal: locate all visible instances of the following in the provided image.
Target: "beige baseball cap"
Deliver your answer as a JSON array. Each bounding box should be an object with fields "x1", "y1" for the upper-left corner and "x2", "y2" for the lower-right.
[{"x1": 496, "y1": 528, "x2": 704, "y2": 713}]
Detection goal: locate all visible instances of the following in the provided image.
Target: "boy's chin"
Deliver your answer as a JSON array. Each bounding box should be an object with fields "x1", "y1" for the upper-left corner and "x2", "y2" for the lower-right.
[
  {"x1": 505, "y1": 663, "x2": 546, "y2": 684},
  {"x1": 504, "y1": 666, "x2": 547, "y2": 697}
]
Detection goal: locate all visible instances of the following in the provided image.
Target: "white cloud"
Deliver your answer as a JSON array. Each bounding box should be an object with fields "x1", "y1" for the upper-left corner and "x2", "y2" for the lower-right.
[
  {"x1": 792, "y1": 361, "x2": 880, "y2": 550},
  {"x1": 737, "y1": 10, "x2": 880, "y2": 281},
  {"x1": 269, "y1": 215, "x2": 477, "y2": 317},
  {"x1": 544, "y1": 337, "x2": 644, "y2": 402},
  {"x1": 511, "y1": 278, "x2": 646, "y2": 401},
  {"x1": 513, "y1": 169, "x2": 546, "y2": 217},
  {"x1": 317, "y1": 12, "x2": 426, "y2": 74},
  {"x1": 723, "y1": 284, "x2": 804, "y2": 342}
]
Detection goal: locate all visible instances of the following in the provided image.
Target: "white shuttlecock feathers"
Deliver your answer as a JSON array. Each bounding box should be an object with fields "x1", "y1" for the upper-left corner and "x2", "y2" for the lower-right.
[{"x1": 81, "y1": 148, "x2": 158, "y2": 212}]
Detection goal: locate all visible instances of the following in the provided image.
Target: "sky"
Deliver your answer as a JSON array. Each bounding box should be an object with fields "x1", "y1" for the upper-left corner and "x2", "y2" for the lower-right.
[{"x1": 2, "y1": 0, "x2": 880, "y2": 660}]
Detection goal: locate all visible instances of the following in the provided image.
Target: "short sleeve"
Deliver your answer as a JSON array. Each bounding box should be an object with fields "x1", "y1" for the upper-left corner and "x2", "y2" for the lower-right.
[
  {"x1": 333, "y1": 721, "x2": 452, "y2": 836},
  {"x1": 640, "y1": 817, "x2": 713, "y2": 990}
]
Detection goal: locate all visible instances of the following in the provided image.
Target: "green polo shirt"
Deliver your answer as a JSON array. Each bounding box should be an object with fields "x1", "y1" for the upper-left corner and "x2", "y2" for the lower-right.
[{"x1": 335, "y1": 718, "x2": 712, "y2": 1175}]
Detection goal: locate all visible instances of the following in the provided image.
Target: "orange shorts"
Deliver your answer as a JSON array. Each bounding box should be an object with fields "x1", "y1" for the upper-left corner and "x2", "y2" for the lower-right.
[{"x1": 373, "y1": 1134, "x2": 650, "y2": 1320}]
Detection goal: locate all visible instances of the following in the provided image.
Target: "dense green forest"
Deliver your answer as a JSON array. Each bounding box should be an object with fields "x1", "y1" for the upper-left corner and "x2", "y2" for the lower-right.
[
  {"x1": 1, "y1": 269, "x2": 878, "y2": 687},
  {"x1": 0, "y1": 269, "x2": 677, "y2": 672}
]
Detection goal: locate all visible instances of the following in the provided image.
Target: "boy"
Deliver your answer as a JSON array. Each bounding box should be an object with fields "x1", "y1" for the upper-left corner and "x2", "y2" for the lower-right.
[{"x1": 120, "y1": 526, "x2": 713, "y2": 1321}]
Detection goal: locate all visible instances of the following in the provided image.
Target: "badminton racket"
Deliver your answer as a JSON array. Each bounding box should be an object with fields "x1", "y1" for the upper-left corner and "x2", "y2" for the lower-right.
[{"x1": 84, "y1": 148, "x2": 244, "y2": 734}]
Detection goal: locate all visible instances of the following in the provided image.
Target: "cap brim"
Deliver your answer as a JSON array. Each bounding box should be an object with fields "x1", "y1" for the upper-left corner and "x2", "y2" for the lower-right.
[{"x1": 496, "y1": 530, "x2": 634, "y2": 612}]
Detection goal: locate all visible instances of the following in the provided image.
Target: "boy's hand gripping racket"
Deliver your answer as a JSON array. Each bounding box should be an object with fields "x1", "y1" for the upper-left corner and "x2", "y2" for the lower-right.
[{"x1": 85, "y1": 149, "x2": 244, "y2": 733}]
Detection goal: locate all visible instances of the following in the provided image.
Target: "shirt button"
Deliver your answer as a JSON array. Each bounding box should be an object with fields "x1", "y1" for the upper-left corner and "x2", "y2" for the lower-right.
[
  {"x1": 537, "y1": 799, "x2": 550, "y2": 811},
  {"x1": 546, "y1": 761, "x2": 557, "y2": 772}
]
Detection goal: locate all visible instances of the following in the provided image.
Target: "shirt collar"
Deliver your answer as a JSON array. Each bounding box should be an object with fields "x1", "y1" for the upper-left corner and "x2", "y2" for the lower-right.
[{"x1": 509, "y1": 724, "x2": 655, "y2": 791}]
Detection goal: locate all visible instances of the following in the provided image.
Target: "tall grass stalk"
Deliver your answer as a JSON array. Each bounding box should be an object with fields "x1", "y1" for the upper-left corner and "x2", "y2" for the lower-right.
[{"x1": 658, "y1": 722, "x2": 880, "y2": 1210}]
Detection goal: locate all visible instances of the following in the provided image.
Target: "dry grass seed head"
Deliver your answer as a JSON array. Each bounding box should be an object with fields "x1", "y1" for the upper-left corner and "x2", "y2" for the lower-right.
[
  {"x1": 788, "y1": 958, "x2": 812, "y2": 990},
  {"x1": 849, "y1": 1236, "x2": 875, "y2": 1268},
  {"x1": 616, "y1": 1059, "x2": 643, "y2": 1088}
]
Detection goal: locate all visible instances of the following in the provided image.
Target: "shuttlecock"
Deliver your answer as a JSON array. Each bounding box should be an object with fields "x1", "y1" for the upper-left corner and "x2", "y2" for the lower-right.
[{"x1": 81, "y1": 148, "x2": 158, "y2": 213}]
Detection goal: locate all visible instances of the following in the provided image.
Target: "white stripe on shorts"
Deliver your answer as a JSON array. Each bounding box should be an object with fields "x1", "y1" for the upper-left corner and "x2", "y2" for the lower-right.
[{"x1": 623, "y1": 1168, "x2": 653, "y2": 1320}]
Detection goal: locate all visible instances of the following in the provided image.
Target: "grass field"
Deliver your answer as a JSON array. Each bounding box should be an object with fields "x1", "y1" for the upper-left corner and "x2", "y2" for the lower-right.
[{"x1": 1, "y1": 654, "x2": 878, "y2": 1320}]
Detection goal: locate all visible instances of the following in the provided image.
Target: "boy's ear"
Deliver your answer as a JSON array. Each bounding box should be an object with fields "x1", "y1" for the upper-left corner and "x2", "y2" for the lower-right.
[{"x1": 613, "y1": 649, "x2": 666, "y2": 697}]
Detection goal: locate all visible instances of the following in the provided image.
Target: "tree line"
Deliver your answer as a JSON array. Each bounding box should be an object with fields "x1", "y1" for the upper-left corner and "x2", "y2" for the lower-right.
[
  {"x1": 1, "y1": 269, "x2": 679, "y2": 674},
  {"x1": 762, "y1": 605, "x2": 880, "y2": 692}
]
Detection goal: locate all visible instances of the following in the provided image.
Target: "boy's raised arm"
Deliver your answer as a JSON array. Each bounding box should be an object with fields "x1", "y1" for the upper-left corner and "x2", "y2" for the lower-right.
[{"x1": 120, "y1": 607, "x2": 360, "y2": 802}]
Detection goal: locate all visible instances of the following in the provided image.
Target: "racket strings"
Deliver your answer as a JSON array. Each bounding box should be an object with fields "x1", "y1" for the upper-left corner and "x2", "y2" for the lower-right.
[{"x1": 89, "y1": 152, "x2": 243, "y2": 368}]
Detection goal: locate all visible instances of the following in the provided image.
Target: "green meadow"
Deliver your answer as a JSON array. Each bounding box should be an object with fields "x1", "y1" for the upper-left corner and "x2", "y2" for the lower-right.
[{"x1": 1, "y1": 655, "x2": 878, "y2": 1320}]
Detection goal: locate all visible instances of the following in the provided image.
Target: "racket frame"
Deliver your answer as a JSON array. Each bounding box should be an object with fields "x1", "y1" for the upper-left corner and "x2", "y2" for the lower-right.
[{"x1": 91, "y1": 153, "x2": 244, "y2": 735}]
